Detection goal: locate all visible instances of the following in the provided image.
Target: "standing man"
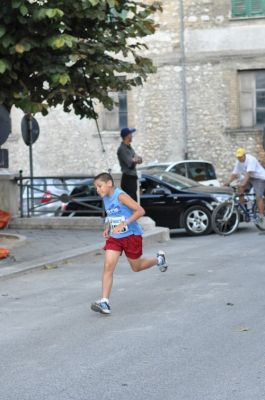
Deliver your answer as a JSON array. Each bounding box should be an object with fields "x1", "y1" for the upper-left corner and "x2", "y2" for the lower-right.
[
  {"x1": 117, "y1": 127, "x2": 143, "y2": 201},
  {"x1": 225, "y1": 147, "x2": 265, "y2": 221}
]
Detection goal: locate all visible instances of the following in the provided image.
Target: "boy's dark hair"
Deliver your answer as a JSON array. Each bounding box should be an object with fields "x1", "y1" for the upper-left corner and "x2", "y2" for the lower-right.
[{"x1": 94, "y1": 172, "x2": 114, "y2": 186}]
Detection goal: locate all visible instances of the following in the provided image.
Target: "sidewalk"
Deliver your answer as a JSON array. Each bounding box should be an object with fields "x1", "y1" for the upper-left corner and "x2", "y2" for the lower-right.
[{"x1": 0, "y1": 217, "x2": 170, "y2": 280}]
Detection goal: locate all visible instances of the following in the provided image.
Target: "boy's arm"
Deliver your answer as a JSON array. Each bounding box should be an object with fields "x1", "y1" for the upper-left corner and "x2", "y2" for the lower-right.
[
  {"x1": 119, "y1": 193, "x2": 145, "y2": 223},
  {"x1": 111, "y1": 193, "x2": 145, "y2": 234},
  {"x1": 103, "y1": 218, "x2": 110, "y2": 238}
]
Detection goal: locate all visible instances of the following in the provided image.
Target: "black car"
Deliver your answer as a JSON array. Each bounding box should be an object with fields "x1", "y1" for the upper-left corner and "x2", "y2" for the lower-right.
[
  {"x1": 61, "y1": 171, "x2": 232, "y2": 236},
  {"x1": 61, "y1": 178, "x2": 104, "y2": 218}
]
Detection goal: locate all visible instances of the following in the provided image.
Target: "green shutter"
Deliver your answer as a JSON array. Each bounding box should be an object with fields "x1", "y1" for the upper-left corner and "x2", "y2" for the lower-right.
[
  {"x1": 231, "y1": 0, "x2": 249, "y2": 17},
  {"x1": 250, "y1": 0, "x2": 264, "y2": 15},
  {"x1": 231, "y1": 0, "x2": 265, "y2": 17}
]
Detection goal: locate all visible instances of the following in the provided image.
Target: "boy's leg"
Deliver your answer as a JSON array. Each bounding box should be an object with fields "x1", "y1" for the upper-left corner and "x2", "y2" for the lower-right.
[
  {"x1": 128, "y1": 256, "x2": 157, "y2": 272},
  {"x1": 102, "y1": 249, "x2": 121, "y2": 299},
  {"x1": 125, "y1": 235, "x2": 168, "y2": 272},
  {"x1": 91, "y1": 249, "x2": 120, "y2": 315},
  {"x1": 128, "y1": 251, "x2": 168, "y2": 272}
]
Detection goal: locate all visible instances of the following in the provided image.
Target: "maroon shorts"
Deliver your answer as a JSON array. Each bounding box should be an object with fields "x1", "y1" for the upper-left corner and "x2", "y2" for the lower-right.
[{"x1": 104, "y1": 235, "x2": 143, "y2": 259}]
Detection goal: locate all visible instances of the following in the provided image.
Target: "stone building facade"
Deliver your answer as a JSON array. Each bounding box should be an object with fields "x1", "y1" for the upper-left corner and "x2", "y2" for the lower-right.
[{"x1": 4, "y1": 0, "x2": 265, "y2": 182}]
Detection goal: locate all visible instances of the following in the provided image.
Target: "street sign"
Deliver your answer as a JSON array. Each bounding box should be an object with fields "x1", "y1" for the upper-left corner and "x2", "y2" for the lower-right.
[
  {"x1": 0, "y1": 105, "x2": 11, "y2": 146},
  {"x1": 21, "y1": 115, "x2": 40, "y2": 146}
]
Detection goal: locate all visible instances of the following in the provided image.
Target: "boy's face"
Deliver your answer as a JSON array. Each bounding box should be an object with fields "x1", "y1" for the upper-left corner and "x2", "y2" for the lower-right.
[{"x1": 94, "y1": 179, "x2": 113, "y2": 197}]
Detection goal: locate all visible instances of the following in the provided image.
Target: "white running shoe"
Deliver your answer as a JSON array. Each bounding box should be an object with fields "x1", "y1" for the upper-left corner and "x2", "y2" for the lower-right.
[
  {"x1": 156, "y1": 250, "x2": 168, "y2": 272},
  {"x1": 91, "y1": 300, "x2": 111, "y2": 315}
]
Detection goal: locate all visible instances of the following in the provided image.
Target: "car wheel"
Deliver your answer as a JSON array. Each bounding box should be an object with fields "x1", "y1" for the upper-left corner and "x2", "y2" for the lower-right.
[{"x1": 183, "y1": 205, "x2": 212, "y2": 236}]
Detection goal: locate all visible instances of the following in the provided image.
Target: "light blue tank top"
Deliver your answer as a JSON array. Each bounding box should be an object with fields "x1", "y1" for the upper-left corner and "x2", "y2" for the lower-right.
[{"x1": 103, "y1": 188, "x2": 143, "y2": 239}]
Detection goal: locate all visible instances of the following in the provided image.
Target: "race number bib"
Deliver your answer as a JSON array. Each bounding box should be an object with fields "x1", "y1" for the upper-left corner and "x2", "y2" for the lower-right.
[{"x1": 109, "y1": 217, "x2": 129, "y2": 234}]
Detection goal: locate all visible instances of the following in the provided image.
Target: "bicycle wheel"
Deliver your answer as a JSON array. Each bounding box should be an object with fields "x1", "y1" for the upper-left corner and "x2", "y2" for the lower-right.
[{"x1": 211, "y1": 202, "x2": 240, "y2": 235}]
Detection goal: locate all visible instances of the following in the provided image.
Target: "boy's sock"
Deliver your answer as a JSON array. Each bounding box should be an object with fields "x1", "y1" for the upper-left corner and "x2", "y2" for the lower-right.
[{"x1": 101, "y1": 298, "x2": 109, "y2": 304}]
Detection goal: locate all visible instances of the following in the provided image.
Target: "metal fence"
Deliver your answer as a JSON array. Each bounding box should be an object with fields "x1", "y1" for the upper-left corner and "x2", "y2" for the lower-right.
[{"x1": 16, "y1": 171, "x2": 105, "y2": 218}]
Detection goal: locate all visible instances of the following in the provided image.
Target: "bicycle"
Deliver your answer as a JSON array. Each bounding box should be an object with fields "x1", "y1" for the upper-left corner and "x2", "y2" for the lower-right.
[{"x1": 211, "y1": 188, "x2": 265, "y2": 235}]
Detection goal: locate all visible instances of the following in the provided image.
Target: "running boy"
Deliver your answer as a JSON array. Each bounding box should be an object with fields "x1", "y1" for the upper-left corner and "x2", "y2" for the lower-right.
[{"x1": 91, "y1": 172, "x2": 168, "y2": 315}]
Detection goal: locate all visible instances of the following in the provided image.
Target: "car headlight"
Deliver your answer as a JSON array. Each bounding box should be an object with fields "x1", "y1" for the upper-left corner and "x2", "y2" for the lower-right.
[{"x1": 213, "y1": 194, "x2": 232, "y2": 203}]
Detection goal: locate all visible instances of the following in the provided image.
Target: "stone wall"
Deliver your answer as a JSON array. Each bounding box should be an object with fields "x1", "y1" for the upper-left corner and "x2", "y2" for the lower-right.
[{"x1": 3, "y1": 0, "x2": 265, "y2": 184}]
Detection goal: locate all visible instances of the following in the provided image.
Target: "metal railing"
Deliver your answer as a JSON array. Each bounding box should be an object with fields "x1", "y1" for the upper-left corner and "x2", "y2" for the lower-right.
[{"x1": 16, "y1": 171, "x2": 105, "y2": 218}]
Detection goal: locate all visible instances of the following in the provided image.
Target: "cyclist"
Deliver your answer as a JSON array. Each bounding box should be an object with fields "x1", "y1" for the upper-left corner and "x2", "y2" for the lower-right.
[{"x1": 225, "y1": 147, "x2": 265, "y2": 222}]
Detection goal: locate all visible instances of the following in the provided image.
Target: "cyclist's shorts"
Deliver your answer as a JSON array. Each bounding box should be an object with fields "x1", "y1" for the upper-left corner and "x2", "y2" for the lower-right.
[
  {"x1": 251, "y1": 178, "x2": 265, "y2": 197},
  {"x1": 104, "y1": 235, "x2": 142, "y2": 259}
]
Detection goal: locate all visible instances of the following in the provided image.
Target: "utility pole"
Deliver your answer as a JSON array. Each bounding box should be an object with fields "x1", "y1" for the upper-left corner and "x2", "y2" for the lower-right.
[{"x1": 179, "y1": 0, "x2": 188, "y2": 159}]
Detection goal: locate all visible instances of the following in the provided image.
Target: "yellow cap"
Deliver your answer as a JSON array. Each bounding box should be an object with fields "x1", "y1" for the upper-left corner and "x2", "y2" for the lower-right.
[{"x1": 235, "y1": 147, "x2": 246, "y2": 157}]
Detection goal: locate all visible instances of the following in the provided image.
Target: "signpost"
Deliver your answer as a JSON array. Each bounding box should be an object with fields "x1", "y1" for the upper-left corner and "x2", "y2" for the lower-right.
[{"x1": 21, "y1": 114, "x2": 40, "y2": 213}]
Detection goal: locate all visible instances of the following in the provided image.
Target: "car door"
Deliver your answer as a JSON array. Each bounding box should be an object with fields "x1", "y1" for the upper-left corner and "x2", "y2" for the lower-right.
[{"x1": 139, "y1": 177, "x2": 182, "y2": 228}]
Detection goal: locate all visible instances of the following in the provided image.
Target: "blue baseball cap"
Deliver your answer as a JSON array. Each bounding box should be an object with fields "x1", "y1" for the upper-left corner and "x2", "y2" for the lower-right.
[{"x1": 120, "y1": 127, "x2": 136, "y2": 138}]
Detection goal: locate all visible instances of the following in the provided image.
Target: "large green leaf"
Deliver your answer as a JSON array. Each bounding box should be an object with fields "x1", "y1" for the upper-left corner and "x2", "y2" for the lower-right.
[
  {"x1": 19, "y1": 4, "x2": 28, "y2": 16},
  {"x1": 0, "y1": 26, "x2": 6, "y2": 38},
  {"x1": 88, "y1": 0, "x2": 101, "y2": 6},
  {"x1": 11, "y1": 0, "x2": 22, "y2": 9},
  {"x1": 0, "y1": 59, "x2": 11, "y2": 74}
]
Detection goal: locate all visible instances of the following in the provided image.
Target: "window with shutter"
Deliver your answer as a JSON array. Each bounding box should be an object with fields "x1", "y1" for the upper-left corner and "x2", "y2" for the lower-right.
[
  {"x1": 231, "y1": 0, "x2": 249, "y2": 17},
  {"x1": 231, "y1": 0, "x2": 265, "y2": 17},
  {"x1": 239, "y1": 71, "x2": 265, "y2": 127},
  {"x1": 256, "y1": 72, "x2": 265, "y2": 124},
  {"x1": 250, "y1": 0, "x2": 264, "y2": 15},
  {"x1": 102, "y1": 81, "x2": 128, "y2": 132}
]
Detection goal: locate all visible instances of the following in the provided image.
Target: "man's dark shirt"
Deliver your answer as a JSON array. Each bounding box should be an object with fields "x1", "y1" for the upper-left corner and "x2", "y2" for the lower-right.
[{"x1": 117, "y1": 142, "x2": 137, "y2": 177}]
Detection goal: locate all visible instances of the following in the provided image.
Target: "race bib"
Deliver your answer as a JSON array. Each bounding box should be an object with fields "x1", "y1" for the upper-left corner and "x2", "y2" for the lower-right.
[{"x1": 109, "y1": 217, "x2": 129, "y2": 234}]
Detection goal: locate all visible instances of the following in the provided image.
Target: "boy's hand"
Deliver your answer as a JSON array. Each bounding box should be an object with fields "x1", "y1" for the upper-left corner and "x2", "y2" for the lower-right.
[{"x1": 103, "y1": 229, "x2": 109, "y2": 238}]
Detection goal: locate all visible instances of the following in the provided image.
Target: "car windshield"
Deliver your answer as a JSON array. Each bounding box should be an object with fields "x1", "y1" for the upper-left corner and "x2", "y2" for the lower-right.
[{"x1": 143, "y1": 169, "x2": 201, "y2": 190}]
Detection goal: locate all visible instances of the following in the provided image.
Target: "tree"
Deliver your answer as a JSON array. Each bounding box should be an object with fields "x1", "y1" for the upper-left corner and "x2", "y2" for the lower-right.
[{"x1": 0, "y1": 0, "x2": 162, "y2": 118}]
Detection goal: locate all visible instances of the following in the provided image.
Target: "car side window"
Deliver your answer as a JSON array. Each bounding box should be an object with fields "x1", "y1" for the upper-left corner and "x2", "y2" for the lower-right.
[
  {"x1": 140, "y1": 179, "x2": 172, "y2": 195},
  {"x1": 186, "y1": 162, "x2": 217, "y2": 182},
  {"x1": 71, "y1": 185, "x2": 88, "y2": 197},
  {"x1": 205, "y1": 163, "x2": 216, "y2": 179},
  {"x1": 140, "y1": 178, "x2": 157, "y2": 194},
  {"x1": 187, "y1": 164, "x2": 206, "y2": 182},
  {"x1": 151, "y1": 185, "x2": 172, "y2": 195},
  {"x1": 87, "y1": 184, "x2": 97, "y2": 196},
  {"x1": 170, "y1": 163, "x2": 186, "y2": 177}
]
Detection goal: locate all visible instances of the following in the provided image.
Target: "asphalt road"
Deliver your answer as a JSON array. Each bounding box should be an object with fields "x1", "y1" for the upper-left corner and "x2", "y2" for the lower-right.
[{"x1": 0, "y1": 224, "x2": 265, "y2": 400}]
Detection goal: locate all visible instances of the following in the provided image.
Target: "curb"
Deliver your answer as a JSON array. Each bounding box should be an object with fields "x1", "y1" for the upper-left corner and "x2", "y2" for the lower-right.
[{"x1": 0, "y1": 227, "x2": 170, "y2": 281}]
